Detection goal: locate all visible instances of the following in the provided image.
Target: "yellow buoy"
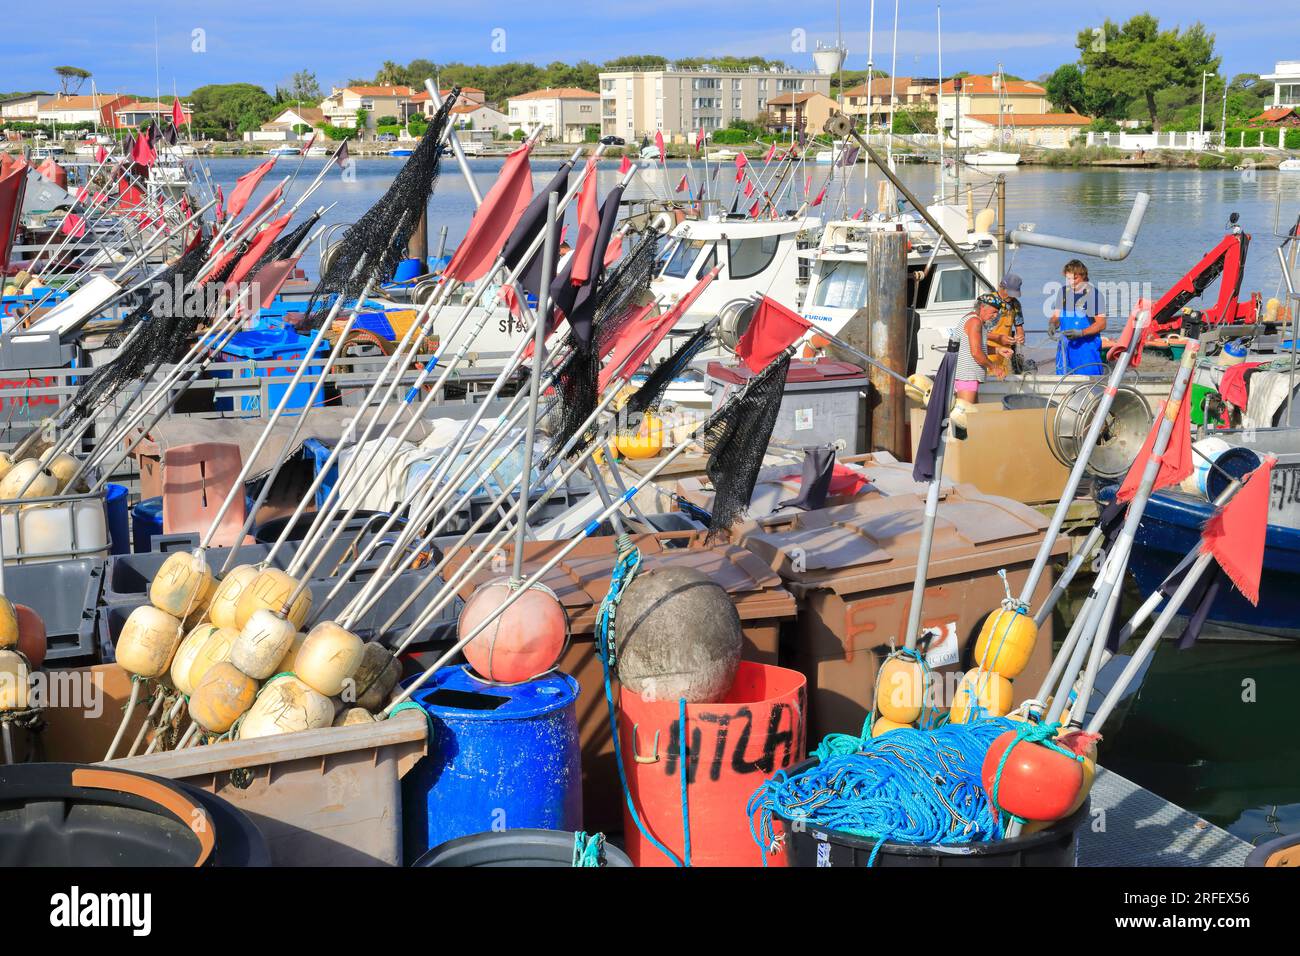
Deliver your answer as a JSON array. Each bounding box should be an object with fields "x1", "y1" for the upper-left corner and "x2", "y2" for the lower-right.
[
  {"x1": 44, "y1": 452, "x2": 82, "y2": 492},
  {"x1": 974, "y1": 602, "x2": 1039, "y2": 679},
  {"x1": 614, "y1": 412, "x2": 664, "y2": 460},
  {"x1": 871, "y1": 716, "x2": 912, "y2": 737},
  {"x1": 875, "y1": 655, "x2": 926, "y2": 724},
  {"x1": 186, "y1": 625, "x2": 238, "y2": 691},
  {"x1": 0, "y1": 649, "x2": 31, "y2": 710},
  {"x1": 189, "y1": 662, "x2": 258, "y2": 734},
  {"x1": 115, "y1": 605, "x2": 183, "y2": 679},
  {"x1": 234, "y1": 568, "x2": 311, "y2": 630},
  {"x1": 231, "y1": 610, "x2": 298, "y2": 680},
  {"x1": 149, "y1": 551, "x2": 215, "y2": 619},
  {"x1": 905, "y1": 374, "x2": 933, "y2": 405},
  {"x1": 208, "y1": 565, "x2": 260, "y2": 630},
  {"x1": 0, "y1": 460, "x2": 57, "y2": 501},
  {"x1": 0, "y1": 452, "x2": 16, "y2": 484},
  {"x1": 274, "y1": 632, "x2": 307, "y2": 675},
  {"x1": 353, "y1": 642, "x2": 401, "y2": 711},
  {"x1": 0, "y1": 594, "x2": 18, "y2": 649},
  {"x1": 949, "y1": 668, "x2": 1013, "y2": 723},
  {"x1": 294, "y1": 621, "x2": 363, "y2": 696},
  {"x1": 238, "y1": 675, "x2": 334, "y2": 740},
  {"x1": 171, "y1": 623, "x2": 222, "y2": 695}
]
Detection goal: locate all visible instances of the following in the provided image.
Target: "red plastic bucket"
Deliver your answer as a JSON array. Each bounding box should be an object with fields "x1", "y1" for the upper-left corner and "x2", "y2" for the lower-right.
[{"x1": 618, "y1": 661, "x2": 807, "y2": 867}]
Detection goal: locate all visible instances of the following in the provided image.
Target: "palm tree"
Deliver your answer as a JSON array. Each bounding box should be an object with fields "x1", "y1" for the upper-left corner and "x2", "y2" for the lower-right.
[{"x1": 376, "y1": 61, "x2": 404, "y2": 87}]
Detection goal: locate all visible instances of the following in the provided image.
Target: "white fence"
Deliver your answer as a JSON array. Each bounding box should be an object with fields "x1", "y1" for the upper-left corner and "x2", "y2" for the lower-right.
[{"x1": 1085, "y1": 131, "x2": 1216, "y2": 151}]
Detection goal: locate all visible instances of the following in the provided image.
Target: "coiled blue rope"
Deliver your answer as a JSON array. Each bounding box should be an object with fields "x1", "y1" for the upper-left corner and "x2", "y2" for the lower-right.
[
  {"x1": 748, "y1": 717, "x2": 1018, "y2": 866},
  {"x1": 572, "y1": 830, "x2": 606, "y2": 866}
]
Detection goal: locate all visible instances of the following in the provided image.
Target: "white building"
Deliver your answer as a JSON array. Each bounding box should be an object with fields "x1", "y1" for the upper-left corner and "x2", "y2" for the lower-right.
[
  {"x1": 964, "y1": 112, "x2": 1091, "y2": 149},
  {"x1": 244, "y1": 106, "x2": 326, "y2": 143},
  {"x1": 507, "y1": 88, "x2": 600, "y2": 143},
  {"x1": 319, "y1": 85, "x2": 415, "y2": 130},
  {"x1": 0, "y1": 93, "x2": 54, "y2": 122},
  {"x1": 598, "y1": 66, "x2": 830, "y2": 141},
  {"x1": 1262, "y1": 61, "x2": 1300, "y2": 109},
  {"x1": 36, "y1": 93, "x2": 132, "y2": 127}
]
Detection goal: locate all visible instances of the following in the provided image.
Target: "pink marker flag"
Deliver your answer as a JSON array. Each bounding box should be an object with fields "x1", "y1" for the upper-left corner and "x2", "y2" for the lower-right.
[
  {"x1": 675, "y1": 174, "x2": 688, "y2": 194},
  {"x1": 60, "y1": 212, "x2": 86, "y2": 238},
  {"x1": 442, "y1": 143, "x2": 534, "y2": 284},
  {"x1": 695, "y1": 128, "x2": 704, "y2": 152},
  {"x1": 569, "y1": 157, "x2": 602, "y2": 286},
  {"x1": 235, "y1": 184, "x2": 284, "y2": 234},
  {"x1": 804, "y1": 175, "x2": 812, "y2": 196},
  {"x1": 655, "y1": 129, "x2": 665, "y2": 165},
  {"x1": 172, "y1": 98, "x2": 186, "y2": 127},
  {"x1": 603, "y1": 232, "x2": 624, "y2": 267},
  {"x1": 619, "y1": 154, "x2": 632, "y2": 175},
  {"x1": 764, "y1": 142, "x2": 776, "y2": 162},
  {"x1": 225, "y1": 213, "x2": 292, "y2": 288},
  {"x1": 225, "y1": 159, "x2": 276, "y2": 220},
  {"x1": 94, "y1": 145, "x2": 107, "y2": 164},
  {"x1": 743, "y1": 179, "x2": 755, "y2": 198},
  {"x1": 598, "y1": 267, "x2": 720, "y2": 390},
  {"x1": 811, "y1": 186, "x2": 827, "y2": 208}
]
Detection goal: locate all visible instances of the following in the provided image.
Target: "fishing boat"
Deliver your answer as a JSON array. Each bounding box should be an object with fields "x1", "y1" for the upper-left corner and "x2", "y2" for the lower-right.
[
  {"x1": 1281, "y1": 158, "x2": 1300, "y2": 173},
  {"x1": 267, "y1": 146, "x2": 301, "y2": 156},
  {"x1": 389, "y1": 147, "x2": 414, "y2": 157},
  {"x1": 306, "y1": 144, "x2": 330, "y2": 157},
  {"x1": 964, "y1": 150, "x2": 1021, "y2": 166}
]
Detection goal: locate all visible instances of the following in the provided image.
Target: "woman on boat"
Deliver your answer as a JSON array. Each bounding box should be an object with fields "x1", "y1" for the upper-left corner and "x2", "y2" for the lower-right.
[
  {"x1": 954, "y1": 293, "x2": 1009, "y2": 404},
  {"x1": 1049, "y1": 259, "x2": 1108, "y2": 375}
]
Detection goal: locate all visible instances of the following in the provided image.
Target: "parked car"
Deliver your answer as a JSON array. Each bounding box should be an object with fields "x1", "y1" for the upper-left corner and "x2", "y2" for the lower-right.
[{"x1": 377, "y1": 133, "x2": 397, "y2": 143}]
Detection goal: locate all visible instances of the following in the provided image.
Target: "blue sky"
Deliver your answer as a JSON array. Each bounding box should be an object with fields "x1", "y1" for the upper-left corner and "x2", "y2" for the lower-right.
[{"x1": 2, "y1": 1, "x2": 1293, "y2": 97}]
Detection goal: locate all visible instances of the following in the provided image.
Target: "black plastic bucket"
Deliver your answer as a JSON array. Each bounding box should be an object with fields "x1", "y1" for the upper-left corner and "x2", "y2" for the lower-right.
[
  {"x1": 1246, "y1": 833, "x2": 1300, "y2": 867},
  {"x1": 774, "y1": 757, "x2": 1089, "y2": 867},
  {"x1": 0, "y1": 763, "x2": 270, "y2": 867},
  {"x1": 412, "y1": 829, "x2": 633, "y2": 867}
]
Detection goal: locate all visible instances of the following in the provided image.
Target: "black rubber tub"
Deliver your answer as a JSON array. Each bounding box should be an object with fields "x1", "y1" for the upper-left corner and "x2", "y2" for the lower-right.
[
  {"x1": 0, "y1": 763, "x2": 270, "y2": 866},
  {"x1": 1245, "y1": 833, "x2": 1300, "y2": 867},
  {"x1": 773, "y1": 757, "x2": 1089, "y2": 867},
  {"x1": 413, "y1": 829, "x2": 633, "y2": 867}
]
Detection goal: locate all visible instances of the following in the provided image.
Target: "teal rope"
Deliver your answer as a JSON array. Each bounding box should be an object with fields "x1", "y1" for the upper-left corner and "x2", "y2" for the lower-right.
[
  {"x1": 571, "y1": 830, "x2": 606, "y2": 867},
  {"x1": 596, "y1": 542, "x2": 686, "y2": 867},
  {"x1": 988, "y1": 719, "x2": 1083, "y2": 836},
  {"x1": 679, "y1": 696, "x2": 692, "y2": 868}
]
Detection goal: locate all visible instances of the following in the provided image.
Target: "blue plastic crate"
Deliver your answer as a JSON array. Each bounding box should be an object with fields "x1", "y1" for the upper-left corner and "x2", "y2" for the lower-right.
[{"x1": 215, "y1": 327, "x2": 329, "y2": 412}]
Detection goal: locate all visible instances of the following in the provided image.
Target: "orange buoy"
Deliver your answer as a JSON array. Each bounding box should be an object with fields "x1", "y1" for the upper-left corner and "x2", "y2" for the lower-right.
[
  {"x1": 981, "y1": 730, "x2": 1084, "y2": 823},
  {"x1": 14, "y1": 604, "x2": 47, "y2": 669},
  {"x1": 974, "y1": 602, "x2": 1038, "y2": 678},
  {"x1": 871, "y1": 716, "x2": 912, "y2": 737},
  {"x1": 458, "y1": 578, "x2": 567, "y2": 684},
  {"x1": 949, "y1": 668, "x2": 1013, "y2": 723},
  {"x1": 208, "y1": 565, "x2": 260, "y2": 630},
  {"x1": 189, "y1": 662, "x2": 258, "y2": 734},
  {"x1": 875, "y1": 654, "x2": 926, "y2": 724}
]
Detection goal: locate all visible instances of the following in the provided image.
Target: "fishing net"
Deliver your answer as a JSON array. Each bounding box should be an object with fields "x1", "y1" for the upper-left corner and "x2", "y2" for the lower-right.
[
  {"x1": 538, "y1": 231, "x2": 657, "y2": 468},
  {"x1": 592, "y1": 232, "x2": 657, "y2": 358},
  {"x1": 696, "y1": 353, "x2": 790, "y2": 538},
  {"x1": 304, "y1": 91, "x2": 458, "y2": 327},
  {"x1": 245, "y1": 212, "x2": 318, "y2": 279},
  {"x1": 66, "y1": 238, "x2": 213, "y2": 426},
  {"x1": 622, "y1": 323, "x2": 713, "y2": 419}
]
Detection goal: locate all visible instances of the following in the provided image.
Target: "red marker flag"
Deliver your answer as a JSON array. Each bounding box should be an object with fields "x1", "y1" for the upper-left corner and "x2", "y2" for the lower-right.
[
  {"x1": 172, "y1": 98, "x2": 186, "y2": 127},
  {"x1": 695, "y1": 128, "x2": 704, "y2": 152},
  {"x1": 442, "y1": 143, "x2": 534, "y2": 283},
  {"x1": 60, "y1": 212, "x2": 86, "y2": 238},
  {"x1": 619, "y1": 154, "x2": 632, "y2": 175},
  {"x1": 748, "y1": 199, "x2": 760, "y2": 218},
  {"x1": 743, "y1": 179, "x2": 755, "y2": 198},
  {"x1": 804, "y1": 174, "x2": 812, "y2": 196},
  {"x1": 215, "y1": 185, "x2": 225, "y2": 222},
  {"x1": 225, "y1": 213, "x2": 292, "y2": 287},
  {"x1": 810, "y1": 186, "x2": 827, "y2": 208},
  {"x1": 1200, "y1": 456, "x2": 1275, "y2": 605},
  {"x1": 603, "y1": 232, "x2": 623, "y2": 267},
  {"x1": 736, "y1": 296, "x2": 813, "y2": 373},
  {"x1": 1117, "y1": 384, "x2": 1194, "y2": 503},
  {"x1": 655, "y1": 129, "x2": 665, "y2": 165},
  {"x1": 130, "y1": 131, "x2": 156, "y2": 167},
  {"x1": 94, "y1": 145, "x2": 108, "y2": 164},
  {"x1": 569, "y1": 157, "x2": 601, "y2": 286},
  {"x1": 764, "y1": 142, "x2": 776, "y2": 162},
  {"x1": 675, "y1": 174, "x2": 688, "y2": 194},
  {"x1": 225, "y1": 159, "x2": 276, "y2": 220}
]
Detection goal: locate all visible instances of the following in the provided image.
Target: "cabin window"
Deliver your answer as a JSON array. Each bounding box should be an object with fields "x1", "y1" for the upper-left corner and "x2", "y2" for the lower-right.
[
  {"x1": 727, "y1": 234, "x2": 780, "y2": 281},
  {"x1": 811, "y1": 261, "x2": 870, "y2": 310},
  {"x1": 696, "y1": 245, "x2": 717, "y2": 280},
  {"x1": 932, "y1": 268, "x2": 975, "y2": 305},
  {"x1": 660, "y1": 239, "x2": 706, "y2": 279}
]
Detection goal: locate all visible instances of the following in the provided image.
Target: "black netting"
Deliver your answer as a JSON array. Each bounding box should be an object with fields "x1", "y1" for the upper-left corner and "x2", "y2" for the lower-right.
[
  {"x1": 623, "y1": 322, "x2": 713, "y2": 418},
  {"x1": 247, "y1": 213, "x2": 318, "y2": 279},
  {"x1": 697, "y1": 353, "x2": 790, "y2": 538},
  {"x1": 304, "y1": 91, "x2": 458, "y2": 327},
  {"x1": 593, "y1": 232, "x2": 657, "y2": 358},
  {"x1": 66, "y1": 237, "x2": 213, "y2": 426}
]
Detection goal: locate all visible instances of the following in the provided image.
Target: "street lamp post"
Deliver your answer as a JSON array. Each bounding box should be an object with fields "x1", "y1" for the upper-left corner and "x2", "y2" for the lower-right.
[
  {"x1": 1199, "y1": 71, "x2": 1215, "y2": 150},
  {"x1": 1220, "y1": 80, "x2": 1229, "y2": 150}
]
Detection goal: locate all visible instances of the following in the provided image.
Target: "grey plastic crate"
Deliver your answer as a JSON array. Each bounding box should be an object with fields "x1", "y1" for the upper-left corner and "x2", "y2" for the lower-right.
[
  {"x1": 103, "y1": 544, "x2": 279, "y2": 605},
  {"x1": 4, "y1": 558, "x2": 104, "y2": 664}
]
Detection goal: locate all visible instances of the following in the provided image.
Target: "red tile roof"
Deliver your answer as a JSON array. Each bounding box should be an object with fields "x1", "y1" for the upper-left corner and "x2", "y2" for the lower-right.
[
  {"x1": 511, "y1": 87, "x2": 599, "y2": 100},
  {"x1": 941, "y1": 75, "x2": 1046, "y2": 96},
  {"x1": 965, "y1": 112, "x2": 1091, "y2": 127},
  {"x1": 344, "y1": 85, "x2": 415, "y2": 97},
  {"x1": 1250, "y1": 107, "x2": 1298, "y2": 124}
]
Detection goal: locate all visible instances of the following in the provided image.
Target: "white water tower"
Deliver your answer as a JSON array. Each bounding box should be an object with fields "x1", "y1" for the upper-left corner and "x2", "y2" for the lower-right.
[{"x1": 813, "y1": 42, "x2": 847, "y2": 76}]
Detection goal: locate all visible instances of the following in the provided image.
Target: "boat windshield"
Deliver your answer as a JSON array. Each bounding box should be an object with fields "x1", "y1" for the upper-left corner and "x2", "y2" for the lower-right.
[
  {"x1": 811, "y1": 260, "x2": 870, "y2": 310},
  {"x1": 660, "y1": 239, "x2": 707, "y2": 279}
]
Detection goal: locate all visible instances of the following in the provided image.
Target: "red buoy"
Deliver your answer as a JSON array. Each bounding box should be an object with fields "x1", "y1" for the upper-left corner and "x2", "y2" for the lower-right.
[
  {"x1": 459, "y1": 578, "x2": 567, "y2": 684},
  {"x1": 14, "y1": 604, "x2": 47, "y2": 669},
  {"x1": 981, "y1": 730, "x2": 1084, "y2": 823}
]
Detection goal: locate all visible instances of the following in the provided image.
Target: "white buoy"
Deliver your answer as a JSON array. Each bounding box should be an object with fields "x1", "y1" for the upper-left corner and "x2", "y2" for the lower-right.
[
  {"x1": 185, "y1": 625, "x2": 238, "y2": 692},
  {"x1": 230, "y1": 610, "x2": 297, "y2": 680},
  {"x1": 294, "y1": 621, "x2": 363, "y2": 696},
  {"x1": 170, "y1": 623, "x2": 222, "y2": 696},
  {"x1": 115, "y1": 605, "x2": 183, "y2": 679},
  {"x1": 0, "y1": 460, "x2": 57, "y2": 501},
  {"x1": 238, "y1": 675, "x2": 333, "y2": 739},
  {"x1": 208, "y1": 565, "x2": 260, "y2": 630}
]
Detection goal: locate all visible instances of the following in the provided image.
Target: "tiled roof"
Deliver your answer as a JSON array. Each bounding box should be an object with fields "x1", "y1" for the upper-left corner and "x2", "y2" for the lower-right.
[
  {"x1": 965, "y1": 112, "x2": 1091, "y2": 127},
  {"x1": 511, "y1": 87, "x2": 599, "y2": 100},
  {"x1": 941, "y1": 76, "x2": 1046, "y2": 96}
]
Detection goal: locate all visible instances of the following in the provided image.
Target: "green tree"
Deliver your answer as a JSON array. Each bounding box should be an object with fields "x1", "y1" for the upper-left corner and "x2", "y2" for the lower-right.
[
  {"x1": 189, "y1": 83, "x2": 278, "y2": 139},
  {"x1": 375, "y1": 60, "x2": 404, "y2": 86},
  {"x1": 1045, "y1": 64, "x2": 1088, "y2": 114},
  {"x1": 285, "y1": 70, "x2": 322, "y2": 104},
  {"x1": 602, "y1": 55, "x2": 669, "y2": 72},
  {"x1": 53, "y1": 66, "x2": 92, "y2": 95},
  {"x1": 1077, "y1": 14, "x2": 1219, "y2": 129}
]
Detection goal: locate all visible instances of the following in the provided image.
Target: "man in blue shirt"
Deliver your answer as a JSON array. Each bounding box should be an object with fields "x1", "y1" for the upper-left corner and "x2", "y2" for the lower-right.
[{"x1": 1048, "y1": 259, "x2": 1108, "y2": 375}]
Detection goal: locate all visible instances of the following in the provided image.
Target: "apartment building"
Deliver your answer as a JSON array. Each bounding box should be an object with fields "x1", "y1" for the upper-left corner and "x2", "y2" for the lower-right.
[
  {"x1": 598, "y1": 66, "x2": 831, "y2": 141},
  {"x1": 936, "y1": 75, "x2": 1050, "y2": 136},
  {"x1": 507, "y1": 88, "x2": 600, "y2": 143}
]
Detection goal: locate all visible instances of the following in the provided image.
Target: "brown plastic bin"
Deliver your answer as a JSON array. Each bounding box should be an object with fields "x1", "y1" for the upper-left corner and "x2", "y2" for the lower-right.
[
  {"x1": 24, "y1": 664, "x2": 427, "y2": 866},
  {"x1": 438, "y1": 530, "x2": 796, "y2": 831},
  {"x1": 735, "y1": 481, "x2": 1069, "y2": 743}
]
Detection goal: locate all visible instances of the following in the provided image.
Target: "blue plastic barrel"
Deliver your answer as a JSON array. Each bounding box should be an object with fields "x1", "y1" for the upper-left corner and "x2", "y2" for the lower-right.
[
  {"x1": 392, "y1": 258, "x2": 426, "y2": 284},
  {"x1": 131, "y1": 496, "x2": 164, "y2": 553},
  {"x1": 104, "y1": 484, "x2": 130, "y2": 555},
  {"x1": 401, "y1": 666, "x2": 582, "y2": 862}
]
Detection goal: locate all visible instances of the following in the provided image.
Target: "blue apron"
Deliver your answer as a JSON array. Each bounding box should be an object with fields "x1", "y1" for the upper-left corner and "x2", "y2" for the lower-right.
[{"x1": 1056, "y1": 289, "x2": 1105, "y2": 375}]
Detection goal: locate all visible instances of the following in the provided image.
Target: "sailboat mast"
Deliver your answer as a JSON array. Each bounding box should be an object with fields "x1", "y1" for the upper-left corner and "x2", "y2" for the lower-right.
[{"x1": 936, "y1": 2, "x2": 944, "y2": 202}]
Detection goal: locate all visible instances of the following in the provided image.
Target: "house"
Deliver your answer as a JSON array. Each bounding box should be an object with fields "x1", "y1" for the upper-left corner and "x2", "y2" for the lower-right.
[
  {"x1": 1248, "y1": 106, "x2": 1300, "y2": 127},
  {"x1": 937, "y1": 75, "x2": 1050, "y2": 140},
  {"x1": 447, "y1": 103, "x2": 509, "y2": 136},
  {"x1": 319, "y1": 85, "x2": 415, "y2": 130},
  {"x1": 114, "y1": 101, "x2": 194, "y2": 129},
  {"x1": 36, "y1": 93, "x2": 132, "y2": 128},
  {"x1": 766, "y1": 91, "x2": 838, "y2": 136},
  {"x1": 507, "y1": 88, "x2": 601, "y2": 143},
  {"x1": 244, "y1": 106, "x2": 326, "y2": 143},
  {"x1": 1261, "y1": 61, "x2": 1300, "y2": 109},
  {"x1": 962, "y1": 112, "x2": 1091, "y2": 149},
  {"x1": 843, "y1": 77, "x2": 939, "y2": 127},
  {"x1": 0, "y1": 93, "x2": 54, "y2": 123},
  {"x1": 409, "y1": 87, "x2": 487, "y2": 115},
  {"x1": 598, "y1": 66, "x2": 830, "y2": 140}
]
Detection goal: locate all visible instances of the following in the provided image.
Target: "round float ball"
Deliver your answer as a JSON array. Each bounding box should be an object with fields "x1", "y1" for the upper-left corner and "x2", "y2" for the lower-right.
[
  {"x1": 115, "y1": 605, "x2": 183, "y2": 679},
  {"x1": 981, "y1": 730, "x2": 1084, "y2": 823},
  {"x1": 0, "y1": 459, "x2": 57, "y2": 501},
  {"x1": 149, "y1": 551, "x2": 215, "y2": 620},
  {"x1": 614, "y1": 412, "x2": 664, "y2": 460},
  {"x1": 871, "y1": 716, "x2": 913, "y2": 738},
  {"x1": 238, "y1": 675, "x2": 333, "y2": 740},
  {"x1": 334, "y1": 707, "x2": 375, "y2": 727},
  {"x1": 208, "y1": 565, "x2": 260, "y2": 630},
  {"x1": 14, "y1": 604, "x2": 47, "y2": 669},
  {"x1": 974, "y1": 604, "x2": 1038, "y2": 679},
  {"x1": 0, "y1": 594, "x2": 18, "y2": 649},
  {"x1": 230, "y1": 610, "x2": 297, "y2": 680},
  {"x1": 0, "y1": 649, "x2": 31, "y2": 710},
  {"x1": 44, "y1": 452, "x2": 82, "y2": 493},
  {"x1": 949, "y1": 668, "x2": 1014, "y2": 724},
  {"x1": 875, "y1": 655, "x2": 926, "y2": 724},
  {"x1": 185, "y1": 625, "x2": 238, "y2": 692},
  {"x1": 171, "y1": 623, "x2": 221, "y2": 696},
  {"x1": 353, "y1": 642, "x2": 401, "y2": 711},
  {"x1": 1057, "y1": 729, "x2": 1100, "y2": 818},
  {"x1": 459, "y1": 578, "x2": 567, "y2": 685},
  {"x1": 0, "y1": 452, "x2": 14, "y2": 484},
  {"x1": 614, "y1": 566, "x2": 741, "y2": 703},
  {"x1": 294, "y1": 621, "x2": 363, "y2": 697},
  {"x1": 234, "y1": 568, "x2": 311, "y2": 631},
  {"x1": 189, "y1": 662, "x2": 258, "y2": 735}
]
